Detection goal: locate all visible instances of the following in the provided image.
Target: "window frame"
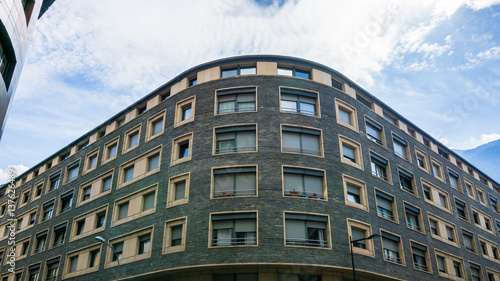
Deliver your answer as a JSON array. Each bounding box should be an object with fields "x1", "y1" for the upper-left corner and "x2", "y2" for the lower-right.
[
  {"x1": 454, "y1": 197, "x2": 469, "y2": 222},
  {"x1": 171, "y1": 133, "x2": 193, "y2": 166},
  {"x1": 62, "y1": 244, "x2": 102, "y2": 278},
  {"x1": 374, "y1": 188, "x2": 398, "y2": 223},
  {"x1": 50, "y1": 222, "x2": 68, "y2": 249},
  {"x1": 146, "y1": 110, "x2": 166, "y2": 141},
  {"x1": 102, "y1": 137, "x2": 120, "y2": 164},
  {"x1": 464, "y1": 179, "x2": 476, "y2": 200},
  {"x1": 369, "y1": 151, "x2": 392, "y2": 184},
  {"x1": 282, "y1": 166, "x2": 326, "y2": 200},
  {"x1": 118, "y1": 146, "x2": 162, "y2": 187},
  {"x1": 398, "y1": 166, "x2": 417, "y2": 196},
  {"x1": 427, "y1": 213, "x2": 460, "y2": 247},
  {"x1": 213, "y1": 124, "x2": 257, "y2": 155},
  {"x1": 380, "y1": 230, "x2": 405, "y2": 266},
  {"x1": 410, "y1": 240, "x2": 432, "y2": 273},
  {"x1": 339, "y1": 135, "x2": 363, "y2": 170},
  {"x1": 220, "y1": 64, "x2": 257, "y2": 77},
  {"x1": 46, "y1": 170, "x2": 61, "y2": 194},
  {"x1": 335, "y1": 99, "x2": 358, "y2": 132},
  {"x1": 122, "y1": 124, "x2": 141, "y2": 154},
  {"x1": 279, "y1": 87, "x2": 320, "y2": 117},
  {"x1": 111, "y1": 184, "x2": 157, "y2": 227},
  {"x1": 404, "y1": 202, "x2": 425, "y2": 233},
  {"x1": 83, "y1": 148, "x2": 99, "y2": 175},
  {"x1": 31, "y1": 180, "x2": 44, "y2": 202},
  {"x1": 414, "y1": 147, "x2": 430, "y2": 174},
  {"x1": 39, "y1": 200, "x2": 55, "y2": 223},
  {"x1": 343, "y1": 175, "x2": 368, "y2": 211},
  {"x1": 209, "y1": 211, "x2": 259, "y2": 248},
  {"x1": 77, "y1": 170, "x2": 114, "y2": 207},
  {"x1": 283, "y1": 211, "x2": 331, "y2": 249},
  {"x1": 347, "y1": 219, "x2": 375, "y2": 257},
  {"x1": 364, "y1": 116, "x2": 385, "y2": 147},
  {"x1": 392, "y1": 133, "x2": 411, "y2": 162},
  {"x1": 57, "y1": 190, "x2": 74, "y2": 215},
  {"x1": 167, "y1": 173, "x2": 190, "y2": 207},
  {"x1": 104, "y1": 226, "x2": 154, "y2": 268},
  {"x1": 476, "y1": 186, "x2": 488, "y2": 207},
  {"x1": 434, "y1": 249, "x2": 466, "y2": 280},
  {"x1": 211, "y1": 166, "x2": 258, "y2": 199},
  {"x1": 281, "y1": 124, "x2": 323, "y2": 157},
  {"x1": 277, "y1": 65, "x2": 311, "y2": 79},
  {"x1": 471, "y1": 207, "x2": 494, "y2": 234},
  {"x1": 215, "y1": 86, "x2": 257, "y2": 115},
  {"x1": 69, "y1": 205, "x2": 108, "y2": 242},
  {"x1": 421, "y1": 179, "x2": 452, "y2": 213},
  {"x1": 19, "y1": 187, "x2": 31, "y2": 208},
  {"x1": 461, "y1": 228, "x2": 477, "y2": 254},
  {"x1": 163, "y1": 217, "x2": 187, "y2": 254},
  {"x1": 448, "y1": 168, "x2": 463, "y2": 193},
  {"x1": 174, "y1": 96, "x2": 196, "y2": 127},
  {"x1": 431, "y1": 157, "x2": 446, "y2": 183}
]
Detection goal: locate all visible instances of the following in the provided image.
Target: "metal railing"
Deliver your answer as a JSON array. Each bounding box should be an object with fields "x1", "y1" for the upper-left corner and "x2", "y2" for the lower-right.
[
  {"x1": 213, "y1": 189, "x2": 256, "y2": 197},
  {"x1": 407, "y1": 222, "x2": 422, "y2": 232},
  {"x1": 377, "y1": 207, "x2": 395, "y2": 220},
  {"x1": 367, "y1": 134, "x2": 383, "y2": 145},
  {"x1": 286, "y1": 238, "x2": 328, "y2": 247},
  {"x1": 384, "y1": 250, "x2": 402, "y2": 264},
  {"x1": 212, "y1": 236, "x2": 256, "y2": 246},
  {"x1": 283, "y1": 146, "x2": 320, "y2": 155},
  {"x1": 215, "y1": 146, "x2": 256, "y2": 154},
  {"x1": 414, "y1": 262, "x2": 429, "y2": 271},
  {"x1": 218, "y1": 104, "x2": 256, "y2": 114},
  {"x1": 285, "y1": 190, "x2": 323, "y2": 199},
  {"x1": 280, "y1": 106, "x2": 316, "y2": 116}
]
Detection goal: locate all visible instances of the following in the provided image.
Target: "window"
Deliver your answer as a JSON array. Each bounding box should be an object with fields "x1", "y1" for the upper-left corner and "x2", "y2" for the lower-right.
[
  {"x1": 438, "y1": 148, "x2": 449, "y2": 160},
  {"x1": 0, "y1": 203, "x2": 6, "y2": 217},
  {"x1": 221, "y1": 65, "x2": 256, "y2": 77},
  {"x1": 116, "y1": 117, "x2": 125, "y2": 128},
  {"x1": 448, "y1": 170, "x2": 462, "y2": 192},
  {"x1": 476, "y1": 187, "x2": 487, "y2": 206},
  {"x1": 332, "y1": 78, "x2": 343, "y2": 91},
  {"x1": 392, "y1": 134, "x2": 410, "y2": 161},
  {"x1": 212, "y1": 166, "x2": 257, "y2": 198},
  {"x1": 285, "y1": 212, "x2": 329, "y2": 248},
  {"x1": 167, "y1": 173, "x2": 190, "y2": 207},
  {"x1": 356, "y1": 93, "x2": 373, "y2": 109},
  {"x1": 431, "y1": 158, "x2": 446, "y2": 182},
  {"x1": 214, "y1": 125, "x2": 257, "y2": 154},
  {"x1": 64, "y1": 161, "x2": 79, "y2": 183},
  {"x1": 335, "y1": 99, "x2": 357, "y2": 131},
  {"x1": 40, "y1": 201, "x2": 54, "y2": 222},
  {"x1": 487, "y1": 268, "x2": 500, "y2": 281},
  {"x1": 479, "y1": 236, "x2": 500, "y2": 262},
  {"x1": 105, "y1": 227, "x2": 153, "y2": 266},
  {"x1": 370, "y1": 152, "x2": 390, "y2": 182},
  {"x1": 174, "y1": 96, "x2": 195, "y2": 127},
  {"x1": 47, "y1": 172, "x2": 60, "y2": 193},
  {"x1": 83, "y1": 149, "x2": 99, "y2": 174},
  {"x1": 60, "y1": 152, "x2": 70, "y2": 161},
  {"x1": 147, "y1": 153, "x2": 160, "y2": 172},
  {"x1": 28, "y1": 264, "x2": 40, "y2": 281},
  {"x1": 428, "y1": 213, "x2": 459, "y2": 246},
  {"x1": 462, "y1": 229, "x2": 477, "y2": 253},
  {"x1": 211, "y1": 212, "x2": 257, "y2": 247},
  {"x1": 283, "y1": 167, "x2": 325, "y2": 200},
  {"x1": 343, "y1": 176, "x2": 368, "y2": 211},
  {"x1": 415, "y1": 147, "x2": 429, "y2": 173},
  {"x1": 411, "y1": 242, "x2": 430, "y2": 272},
  {"x1": 103, "y1": 137, "x2": 119, "y2": 163},
  {"x1": 365, "y1": 118, "x2": 384, "y2": 146},
  {"x1": 470, "y1": 263, "x2": 482, "y2": 281},
  {"x1": 58, "y1": 191, "x2": 73, "y2": 214},
  {"x1": 138, "y1": 234, "x2": 151, "y2": 255},
  {"x1": 163, "y1": 217, "x2": 187, "y2": 254},
  {"x1": 381, "y1": 231, "x2": 404, "y2": 265},
  {"x1": 383, "y1": 111, "x2": 397, "y2": 125},
  {"x1": 63, "y1": 245, "x2": 101, "y2": 278},
  {"x1": 282, "y1": 125, "x2": 322, "y2": 156},
  {"x1": 112, "y1": 185, "x2": 157, "y2": 226},
  {"x1": 490, "y1": 195, "x2": 499, "y2": 213},
  {"x1": 277, "y1": 66, "x2": 310, "y2": 79},
  {"x1": 119, "y1": 147, "x2": 162, "y2": 185},
  {"x1": 51, "y1": 223, "x2": 67, "y2": 247},
  {"x1": 112, "y1": 242, "x2": 123, "y2": 262},
  {"x1": 45, "y1": 258, "x2": 60, "y2": 281},
  {"x1": 123, "y1": 125, "x2": 141, "y2": 153},
  {"x1": 435, "y1": 250, "x2": 465, "y2": 280},
  {"x1": 78, "y1": 140, "x2": 89, "y2": 151},
  {"x1": 216, "y1": 87, "x2": 256, "y2": 114},
  {"x1": 189, "y1": 76, "x2": 197, "y2": 86},
  {"x1": 339, "y1": 136, "x2": 362, "y2": 169},
  {"x1": 20, "y1": 189, "x2": 30, "y2": 206},
  {"x1": 404, "y1": 203, "x2": 423, "y2": 232},
  {"x1": 398, "y1": 167, "x2": 416, "y2": 195},
  {"x1": 422, "y1": 180, "x2": 451, "y2": 212},
  {"x1": 375, "y1": 190, "x2": 397, "y2": 222},
  {"x1": 137, "y1": 105, "x2": 146, "y2": 115},
  {"x1": 33, "y1": 231, "x2": 47, "y2": 254},
  {"x1": 77, "y1": 171, "x2": 113, "y2": 206},
  {"x1": 465, "y1": 180, "x2": 476, "y2": 200},
  {"x1": 471, "y1": 207, "x2": 494, "y2": 234},
  {"x1": 70, "y1": 206, "x2": 108, "y2": 241},
  {"x1": 171, "y1": 133, "x2": 193, "y2": 165},
  {"x1": 280, "y1": 88, "x2": 319, "y2": 116},
  {"x1": 348, "y1": 219, "x2": 374, "y2": 256},
  {"x1": 146, "y1": 110, "x2": 165, "y2": 140},
  {"x1": 454, "y1": 198, "x2": 469, "y2": 221},
  {"x1": 32, "y1": 181, "x2": 43, "y2": 201}
]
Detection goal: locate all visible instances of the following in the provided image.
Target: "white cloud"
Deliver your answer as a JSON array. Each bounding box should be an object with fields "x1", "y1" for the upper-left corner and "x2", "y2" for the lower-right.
[
  {"x1": 0, "y1": 165, "x2": 29, "y2": 185},
  {"x1": 477, "y1": 46, "x2": 500, "y2": 60}
]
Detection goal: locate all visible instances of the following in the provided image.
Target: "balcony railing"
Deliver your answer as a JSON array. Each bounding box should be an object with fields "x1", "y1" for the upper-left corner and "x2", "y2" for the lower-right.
[
  {"x1": 213, "y1": 189, "x2": 256, "y2": 197},
  {"x1": 377, "y1": 207, "x2": 395, "y2": 220},
  {"x1": 286, "y1": 238, "x2": 328, "y2": 247},
  {"x1": 285, "y1": 190, "x2": 323, "y2": 199},
  {"x1": 384, "y1": 250, "x2": 402, "y2": 264},
  {"x1": 212, "y1": 236, "x2": 256, "y2": 246},
  {"x1": 367, "y1": 134, "x2": 383, "y2": 145},
  {"x1": 414, "y1": 262, "x2": 429, "y2": 271},
  {"x1": 407, "y1": 222, "x2": 422, "y2": 232},
  {"x1": 283, "y1": 146, "x2": 320, "y2": 155},
  {"x1": 216, "y1": 146, "x2": 256, "y2": 154}
]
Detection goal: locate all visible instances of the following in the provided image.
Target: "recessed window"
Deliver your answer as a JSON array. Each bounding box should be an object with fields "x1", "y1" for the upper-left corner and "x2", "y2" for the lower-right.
[
  {"x1": 20, "y1": 189, "x2": 30, "y2": 206},
  {"x1": 171, "y1": 133, "x2": 193, "y2": 166},
  {"x1": 431, "y1": 158, "x2": 445, "y2": 182},
  {"x1": 376, "y1": 190, "x2": 397, "y2": 222},
  {"x1": 381, "y1": 231, "x2": 404, "y2": 265},
  {"x1": 63, "y1": 245, "x2": 101, "y2": 278},
  {"x1": 335, "y1": 99, "x2": 358, "y2": 131},
  {"x1": 216, "y1": 87, "x2": 256, "y2": 114},
  {"x1": 189, "y1": 76, "x2": 197, "y2": 86},
  {"x1": 434, "y1": 251, "x2": 465, "y2": 280},
  {"x1": 138, "y1": 234, "x2": 151, "y2": 255},
  {"x1": 64, "y1": 161, "x2": 79, "y2": 184},
  {"x1": 428, "y1": 213, "x2": 459, "y2": 247},
  {"x1": 339, "y1": 136, "x2": 362, "y2": 169},
  {"x1": 277, "y1": 66, "x2": 310, "y2": 79},
  {"x1": 103, "y1": 137, "x2": 119, "y2": 163},
  {"x1": 174, "y1": 96, "x2": 195, "y2": 127},
  {"x1": 163, "y1": 217, "x2": 187, "y2": 254},
  {"x1": 392, "y1": 134, "x2": 410, "y2": 161},
  {"x1": 51, "y1": 223, "x2": 67, "y2": 248},
  {"x1": 146, "y1": 110, "x2": 165, "y2": 141},
  {"x1": 343, "y1": 175, "x2": 368, "y2": 211},
  {"x1": 40, "y1": 201, "x2": 54, "y2": 222},
  {"x1": 221, "y1": 65, "x2": 256, "y2": 77},
  {"x1": 448, "y1": 170, "x2": 462, "y2": 192},
  {"x1": 370, "y1": 152, "x2": 390, "y2": 182},
  {"x1": 356, "y1": 93, "x2": 373, "y2": 109},
  {"x1": 462, "y1": 229, "x2": 476, "y2": 253},
  {"x1": 105, "y1": 227, "x2": 153, "y2": 267},
  {"x1": 383, "y1": 111, "x2": 397, "y2": 125},
  {"x1": 58, "y1": 191, "x2": 73, "y2": 214},
  {"x1": 211, "y1": 212, "x2": 257, "y2": 247},
  {"x1": 476, "y1": 187, "x2": 487, "y2": 206},
  {"x1": 147, "y1": 153, "x2": 160, "y2": 172},
  {"x1": 470, "y1": 263, "x2": 482, "y2": 281},
  {"x1": 214, "y1": 125, "x2": 257, "y2": 154},
  {"x1": 411, "y1": 242, "x2": 430, "y2": 272},
  {"x1": 464, "y1": 180, "x2": 476, "y2": 200},
  {"x1": 167, "y1": 173, "x2": 190, "y2": 207},
  {"x1": 33, "y1": 231, "x2": 47, "y2": 254},
  {"x1": 213, "y1": 166, "x2": 257, "y2": 198},
  {"x1": 28, "y1": 264, "x2": 41, "y2": 281},
  {"x1": 123, "y1": 125, "x2": 141, "y2": 153},
  {"x1": 365, "y1": 118, "x2": 384, "y2": 146},
  {"x1": 45, "y1": 258, "x2": 60, "y2": 281},
  {"x1": 404, "y1": 203, "x2": 423, "y2": 233},
  {"x1": 348, "y1": 219, "x2": 374, "y2": 256},
  {"x1": 331, "y1": 78, "x2": 343, "y2": 91},
  {"x1": 454, "y1": 198, "x2": 469, "y2": 221},
  {"x1": 479, "y1": 236, "x2": 500, "y2": 263},
  {"x1": 489, "y1": 195, "x2": 499, "y2": 213},
  {"x1": 280, "y1": 88, "x2": 319, "y2": 116},
  {"x1": 283, "y1": 166, "x2": 325, "y2": 200},
  {"x1": 282, "y1": 125, "x2": 322, "y2": 156},
  {"x1": 77, "y1": 171, "x2": 113, "y2": 206},
  {"x1": 137, "y1": 105, "x2": 146, "y2": 115},
  {"x1": 285, "y1": 212, "x2": 329, "y2": 248},
  {"x1": 398, "y1": 167, "x2": 416, "y2": 195},
  {"x1": 70, "y1": 206, "x2": 108, "y2": 241},
  {"x1": 422, "y1": 180, "x2": 451, "y2": 212},
  {"x1": 112, "y1": 185, "x2": 157, "y2": 226},
  {"x1": 471, "y1": 207, "x2": 494, "y2": 234},
  {"x1": 47, "y1": 172, "x2": 61, "y2": 193},
  {"x1": 415, "y1": 147, "x2": 429, "y2": 173},
  {"x1": 438, "y1": 148, "x2": 449, "y2": 160},
  {"x1": 83, "y1": 149, "x2": 99, "y2": 174},
  {"x1": 31, "y1": 180, "x2": 43, "y2": 202}
]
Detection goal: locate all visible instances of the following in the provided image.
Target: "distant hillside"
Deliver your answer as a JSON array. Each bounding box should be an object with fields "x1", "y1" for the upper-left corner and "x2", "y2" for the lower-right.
[{"x1": 454, "y1": 139, "x2": 500, "y2": 183}]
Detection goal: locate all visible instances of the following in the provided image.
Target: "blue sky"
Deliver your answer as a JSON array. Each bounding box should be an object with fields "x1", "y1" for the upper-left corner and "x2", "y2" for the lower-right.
[{"x1": 1, "y1": 0, "x2": 500, "y2": 183}]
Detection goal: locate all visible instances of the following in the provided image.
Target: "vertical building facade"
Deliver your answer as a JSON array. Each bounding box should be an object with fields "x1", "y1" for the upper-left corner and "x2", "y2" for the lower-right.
[
  {"x1": 0, "y1": 0, "x2": 55, "y2": 139},
  {"x1": 0, "y1": 55, "x2": 499, "y2": 281}
]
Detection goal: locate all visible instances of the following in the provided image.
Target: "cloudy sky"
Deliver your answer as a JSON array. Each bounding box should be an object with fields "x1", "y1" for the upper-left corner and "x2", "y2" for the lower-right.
[{"x1": 1, "y1": 0, "x2": 500, "y2": 183}]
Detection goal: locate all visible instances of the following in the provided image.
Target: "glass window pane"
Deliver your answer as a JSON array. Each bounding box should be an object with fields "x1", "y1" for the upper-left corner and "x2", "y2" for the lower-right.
[{"x1": 174, "y1": 181, "x2": 185, "y2": 200}]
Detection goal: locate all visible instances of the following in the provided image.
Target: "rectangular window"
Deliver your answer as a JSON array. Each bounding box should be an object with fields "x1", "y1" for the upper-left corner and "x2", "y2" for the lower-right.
[
  {"x1": 370, "y1": 152, "x2": 390, "y2": 182},
  {"x1": 214, "y1": 125, "x2": 257, "y2": 154},
  {"x1": 455, "y1": 198, "x2": 468, "y2": 221},
  {"x1": 435, "y1": 250, "x2": 465, "y2": 280},
  {"x1": 138, "y1": 234, "x2": 151, "y2": 255},
  {"x1": 146, "y1": 110, "x2": 165, "y2": 141},
  {"x1": 45, "y1": 258, "x2": 60, "y2": 281},
  {"x1": 47, "y1": 172, "x2": 60, "y2": 193},
  {"x1": 428, "y1": 213, "x2": 459, "y2": 246},
  {"x1": 70, "y1": 206, "x2": 108, "y2": 241},
  {"x1": 471, "y1": 207, "x2": 494, "y2": 234},
  {"x1": 167, "y1": 173, "x2": 190, "y2": 207},
  {"x1": 283, "y1": 167, "x2": 325, "y2": 199},
  {"x1": 171, "y1": 133, "x2": 193, "y2": 165},
  {"x1": 112, "y1": 185, "x2": 157, "y2": 226},
  {"x1": 285, "y1": 213, "x2": 329, "y2": 248},
  {"x1": 448, "y1": 170, "x2": 462, "y2": 192},
  {"x1": 174, "y1": 96, "x2": 195, "y2": 127},
  {"x1": 470, "y1": 263, "x2": 482, "y2": 281},
  {"x1": 490, "y1": 195, "x2": 499, "y2": 213},
  {"x1": 404, "y1": 203, "x2": 423, "y2": 232},
  {"x1": 278, "y1": 66, "x2": 310, "y2": 79},
  {"x1": 214, "y1": 274, "x2": 259, "y2": 281},
  {"x1": 356, "y1": 93, "x2": 373, "y2": 109},
  {"x1": 415, "y1": 147, "x2": 430, "y2": 173},
  {"x1": 431, "y1": 158, "x2": 445, "y2": 182},
  {"x1": 280, "y1": 88, "x2": 318, "y2": 116},
  {"x1": 421, "y1": 180, "x2": 451, "y2": 212},
  {"x1": 411, "y1": 242, "x2": 430, "y2": 272},
  {"x1": 376, "y1": 190, "x2": 397, "y2": 222},
  {"x1": 462, "y1": 229, "x2": 476, "y2": 253},
  {"x1": 163, "y1": 217, "x2": 187, "y2": 254},
  {"x1": 105, "y1": 227, "x2": 153, "y2": 267},
  {"x1": 383, "y1": 111, "x2": 397, "y2": 125},
  {"x1": 58, "y1": 191, "x2": 73, "y2": 214},
  {"x1": 381, "y1": 231, "x2": 404, "y2": 265},
  {"x1": 464, "y1": 180, "x2": 476, "y2": 200},
  {"x1": 221, "y1": 65, "x2": 256, "y2": 77},
  {"x1": 83, "y1": 149, "x2": 99, "y2": 174},
  {"x1": 392, "y1": 134, "x2": 409, "y2": 160},
  {"x1": 40, "y1": 201, "x2": 54, "y2": 222},
  {"x1": 213, "y1": 166, "x2": 257, "y2": 198},
  {"x1": 335, "y1": 99, "x2": 357, "y2": 131},
  {"x1": 398, "y1": 168, "x2": 415, "y2": 195},
  {"x1": 103, "y1": 137, "x2": 119, "y2": 163},
  {"x1": 51, "y1": 223, "x2": 67, "y2": 248},
  {"x1": 365, "y1": 118, "x2": 384, "y2": 145},
  {"x1": 332, "y1": 78, "x2": 343, "y2": 91},
  {"x1": 343, "y1": 176, "x2": 368, "y2": 211},
  {"x1": 282, "y1": 125, "x2": 322, "y2": 156},
  {"x1": 77, "y1": 171, "x2": 113, "y2": 206},
  {"x1": 211, "y1": 212, "x2": 257, "y2": 247},
  {"x1": 33, "y1": 231, "x2": 47, "y2": 254},
  {"x1": 65, "y1": 162, "x2": 80, "y2": 183},
  {"x1": 477, "y1": 187, "x2": 487, "y2": 206},
  {"x1": 348, "y1": 219, "x2": 374, "y2": 256},
  {"x1": 20, "y1": 189, "x2": 30, "y2": 206},
  {"x1": 123, "y1": 125, "x2": 141, "y2": 153},
  {"x1": 339, "y1": 136, "x2": 362, "y2": 169},
  {"x1": 216, "y1": 87, "x2": 256, "y2": 114},
  {"x1": 28, "y1": 264, "x2": 40, "y2": 281}
]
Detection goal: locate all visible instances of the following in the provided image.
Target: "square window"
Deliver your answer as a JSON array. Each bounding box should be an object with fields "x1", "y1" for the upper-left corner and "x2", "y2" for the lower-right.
[
  {"x1": 214, "y1": 125, "x2": 257, "y2": 154},
  {"x1": 168, "y1": 173, "x2": 190, "y2": 207},
  {"x1": 211, "y1": 212, "x2": 257, "y2": 247},
  {"x1": 123, "y1": 125, "x2": 141, "y2": 153},
  {"x1": 280, "y1": 88, "x2": 319, "y2": 116},
  {"x1": 284, "y1": 213, "x2": 329, "y2": 248},
  {"x1": 335, "y1": 99, "x2": 358, "y2": 131},
  {"x1": 343, "y1": 176, "x2": 368, "y2": 211},
  {"x1": 174, "y1": 96, "x2": 195, "y2": 127},
  {"x1": 381, "y1": 231, "x2": 404, "y2": 265},
  {"x1": 357, "y1": 93, "x2": 373, "y2": 109},
  {"x1": 365, "y1": 118, "x2": 384, "y2": 146},
  {"x1": 283, "y1": 166, "x2": 325, "y2": 199},
  {"x1": 189, "y1": 77, "x2": 197, "y2": 86},
  {"x1": 163, "y1": 217, "x2": 187, "y2": 254},
  {"x1": 282, "y1": 125, "x2": 322, "y2": 156},
  {"x1": 332, "y1": 78, "x2": 343, "y2": 91},
  {"x1": 216, "y1": 87, "x2": 256, "y2": 114},
  {"x1": 348, "y1": 219, "x2": 374, "y2": 256},
  {"x1": 171, "y1": 133, "x2": 193, "y2": 166},
  {"x1": 339, "y1": 136, "x2": 363, "y2": 169},
  {"x1": 370, "y1": 152, "x2": 390, "y2": 182},
  {"x1": 213, "y1": 166, "x2": 257, "y2": 198},
  {"x1": 376, "y1": 190, "x2": 397, "y2": 222},
  {"x1": 392, "y1": 134, "x2": 410, "y2": 161}
]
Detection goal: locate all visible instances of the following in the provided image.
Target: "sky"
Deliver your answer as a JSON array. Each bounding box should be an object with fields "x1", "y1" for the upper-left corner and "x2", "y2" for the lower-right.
[{"x1": 1, "y1": 0, "x2": 500, "y2": 183}]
